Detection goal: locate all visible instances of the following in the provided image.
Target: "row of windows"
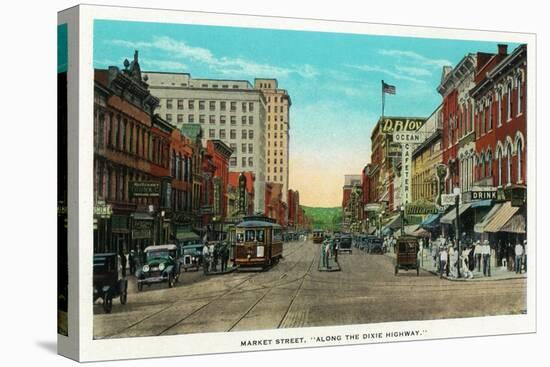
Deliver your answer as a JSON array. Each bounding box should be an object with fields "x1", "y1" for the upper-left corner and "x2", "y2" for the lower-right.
[
  {"x1": 94, "y1": 107, "x2": 170, "y2": 169},
  {"x1": 166, "y1": 113, "x2": 256, "y2": 125},
  {"x1": 165, "y1": 99, "x2": 255, "y2": 112},
  {"x1": 94, "y1": 161, "x2": 155, "y2": 204},
  {"x1": 229, "y1": 157, "x2": 255, "y2": 167},
  {"x1": 267, "y1": 132, "x2": 285, "y2": 139},
  {"x1": 267, "y1": 166, "x2": 285, "y2": 173},
  {"x1": 207, "y1": 129, "x2": 256, "y2": 140},
  {"x1": 267, "y1": 150, "x2": 285, "y2": 156},
  {"x1": 267, "y1": 105, "x2": 286, "y2": 113},
  {"x1": 171, "y1": 188, "x2": 192, "y2": 213},
  {"x1": 267, "y1": 115, "x2": 286, "y2": 123},
  {"x1": 268, "y1": 123, "x2": 285, "y2": 130},
  {"x1": 170, "y1": 150, "x2": 192, "y2": 183},
  {"x1": 267, "y1": 175, "x2": 284, "y2": 182},
  {"x1": 267, "y1": 140, "x2": 285, "y2": 147},
  {"x1": 267, "y1": 158, "x2": 284, "y2": 164}
]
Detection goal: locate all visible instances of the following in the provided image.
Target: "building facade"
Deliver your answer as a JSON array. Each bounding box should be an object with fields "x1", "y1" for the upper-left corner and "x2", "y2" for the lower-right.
[
  {"x1": 254, "y1": 79, "x2": 291, "y2": 202},
  {"x1": 145, "y1": 71, "x2": 267, "y2": 213}
]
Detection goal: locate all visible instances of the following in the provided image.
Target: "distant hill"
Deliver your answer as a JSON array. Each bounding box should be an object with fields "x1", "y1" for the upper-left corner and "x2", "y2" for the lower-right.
[{"x1": 301, "y1": 206, "x2": 342, "y2": 231}]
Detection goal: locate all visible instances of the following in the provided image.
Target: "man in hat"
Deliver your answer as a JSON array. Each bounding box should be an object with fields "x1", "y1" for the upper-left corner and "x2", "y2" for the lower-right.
[
  {"x1": 482, "y1": 240, "x2": 491, "y2": 277},
  {"x1": 474, "y1": 240, "x2": 482, "y2": 272},
  {"x1": 439, "y1": 246, "x2": 448, "y2": 279},
  {"x1": 523, "y1": 239, "x2": 528, "y2": 273},
  {"x1": 515, "y1": 241, "x2": 524, "y2": 274}
]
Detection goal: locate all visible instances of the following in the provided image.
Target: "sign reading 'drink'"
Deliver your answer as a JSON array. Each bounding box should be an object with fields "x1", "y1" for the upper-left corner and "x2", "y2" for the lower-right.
[
  {"x1": 393, "y1": 132, "x2": 422, "y2": 143},
  {"x1": 381, "y1": 117, "x2": 427, "y2": 133},
  {"x1": 471, "y1": 190, "x2": 497, "y2": 200}
]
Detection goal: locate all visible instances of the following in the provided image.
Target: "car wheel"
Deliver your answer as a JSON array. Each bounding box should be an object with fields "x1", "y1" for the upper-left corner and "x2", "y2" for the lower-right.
[
  {"x1": 394, "y1": 265, "x2": 398, "y2": 276},
  {"x1": 103, "y1": 295, "x2": 113, "y2": 313}
]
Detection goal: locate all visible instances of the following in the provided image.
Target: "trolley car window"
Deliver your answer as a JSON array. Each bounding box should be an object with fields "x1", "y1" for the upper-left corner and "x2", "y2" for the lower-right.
[
  {"x1": 245, "y1": 230, "x2": 256, "y2": 242},
  {"x1": 236, "y1": 232, "x2": 244, "y2": 243},
  {"x1": 273, "y1": 229, "x2": 282, "y2": 242},
  {"x1": 256, "y1": 229, "x2": 265, "y2": 242}
]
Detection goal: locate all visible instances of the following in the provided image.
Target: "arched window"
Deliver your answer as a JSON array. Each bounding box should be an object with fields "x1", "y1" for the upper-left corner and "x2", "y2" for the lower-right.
[
  {"x1": 506, "y1": 83, "x2": 512, "y2": 121},
  {"x1": 488, "y1": 96, "x2": 493, "y2": 131},
  {"x1": 517, "y1": 138, "x2": 524, "y2": 183},
  {"x1": 506, "y1": 143, "x2": 513, "y2": 185},
  {"x1": 487, "y1": 151, "x2": 493, "y2": 181},
  {"x1": 517, "y1": 75, "x2": 523, "y2": 116},
  {"x1": 497, "y1": 89, "x2": 502, "y2": 126},
  {"x1": 497, "y1": 147, "x2": 503, "y2": 186}
]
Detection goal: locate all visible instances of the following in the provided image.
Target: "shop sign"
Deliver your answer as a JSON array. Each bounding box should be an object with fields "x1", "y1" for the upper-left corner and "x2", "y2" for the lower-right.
[
  {"x1": 393, "y1": 131, "x2": 422, "y2": 144},
  {"x1": 381, "y1": 117, "x2": 427, "y2": 134},
  {"x1": 94, "y1": 200, "x2": 112, "y2": 218},
  {"x1": 386, "y1": 140, "x2": 402, "y2": 158},
  {"x1": 470, "y1": 190, "x2": 497, "y2": 201},
  {"x1": 130, "y1": 181, "x2": 160, "y2": 197},
  {"x1": 111, "y1": 214, "x2": 129, "y2": 233},
  {"x1": 132, "y1": 219, "x2": 152, "y2": 239},
  {"x1": 365, "y1": 203, "x2": 381, "y2": 212},
  {"x1": 441, "y1": 194, "x2": 457, "y2": 206},
  {"x1": 405, "y1": 203, "x2": 439, "y2": 215}
]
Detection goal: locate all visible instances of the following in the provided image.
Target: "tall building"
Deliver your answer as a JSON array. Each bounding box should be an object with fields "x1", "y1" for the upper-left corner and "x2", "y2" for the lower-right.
[
  {"x1": 145, "y1": 72, "x2": 267, "y2": 213},
  {"x1": 254, "y1": 79, "x2": 291, "y2": 202},
  {"x1": 342, "y1": 175, "x2": 362, "y2": 232}
]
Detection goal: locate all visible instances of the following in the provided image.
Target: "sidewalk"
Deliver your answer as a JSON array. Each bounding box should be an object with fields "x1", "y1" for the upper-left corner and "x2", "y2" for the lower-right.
[
  {"x1": 384, "y1": 251, "x2": 527, "y2": 281},
  {"x1": 204, "y1": 261, "x2": 237, "y2": 276}
]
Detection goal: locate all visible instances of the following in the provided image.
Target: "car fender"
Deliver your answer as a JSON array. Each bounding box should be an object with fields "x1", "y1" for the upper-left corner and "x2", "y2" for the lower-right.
[{"x1": 164, "y1": 264, "x2": 175, "y2": 276}]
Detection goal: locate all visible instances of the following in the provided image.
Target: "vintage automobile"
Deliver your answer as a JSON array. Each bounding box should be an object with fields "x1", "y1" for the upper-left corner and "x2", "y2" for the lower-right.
[
  {"x1": 366, "y1": 236, "x2": 384, "y2": 254},
  {"x1": 93, "y1": 253, "x2": 128, "y2": 314},
  {"x1": 179, "y1": 243, "x2": 203, "y2": 272},
  {"x1": 338, "y1": 233, "x2": 353, "y2": 253},
  {"x1": 136, "y1": 244, "x2": 181, "y2": 290},
  {"x1": 394, "y1": 236, "x2": 420, "y2": 276}
]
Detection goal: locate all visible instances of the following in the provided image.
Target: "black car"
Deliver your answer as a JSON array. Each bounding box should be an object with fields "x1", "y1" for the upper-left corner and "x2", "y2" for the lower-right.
[
  {"x1": 93, "y1": 253, "x2": 128, "y2": 313},
  {"x1": 366, "y1": 236, "x2": 384, "y2": 254},
  {"x1": 338, "y1": 233, "x2": 353, "y2": 253}
]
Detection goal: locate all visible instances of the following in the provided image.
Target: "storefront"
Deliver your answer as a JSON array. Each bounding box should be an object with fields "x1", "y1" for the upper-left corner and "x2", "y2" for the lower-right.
[
  {"x1": 131, "y1": 212, "x2": 154, "y2": 262},
  {"x1": 111, "y1": 213, "x2": 130, "y2": 254}
]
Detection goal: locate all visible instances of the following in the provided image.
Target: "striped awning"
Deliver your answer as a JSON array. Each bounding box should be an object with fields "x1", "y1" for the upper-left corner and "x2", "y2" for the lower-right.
[
  {"x1": 440, "y1": 203, "x2": 472, "y2": 224},
  {"x1": 499, "y1": 212, "x2": 526, "y2": 234},
  {"x1": 420, "y1": 213, "x2": 441, "y2": 229},
  {"x1": 484, "y1": 202, "x2": 520, "y2": 233},
  {"x1": 474, "y1": 203, "x2": 502, "y2": 233}
]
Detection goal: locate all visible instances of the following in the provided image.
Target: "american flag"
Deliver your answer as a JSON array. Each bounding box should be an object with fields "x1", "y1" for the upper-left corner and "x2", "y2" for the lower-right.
[{"x1": 382, "y1": 80, "x2": 396, "y2": 95}]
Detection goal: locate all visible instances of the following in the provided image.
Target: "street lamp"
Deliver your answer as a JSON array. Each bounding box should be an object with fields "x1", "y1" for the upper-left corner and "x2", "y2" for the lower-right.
[
  {"x1": 453, "y1": 187, "x2": 461, "y2": 278},
  {"x1": 378, "y1": 212, "x2": 383, "y2": 237}
]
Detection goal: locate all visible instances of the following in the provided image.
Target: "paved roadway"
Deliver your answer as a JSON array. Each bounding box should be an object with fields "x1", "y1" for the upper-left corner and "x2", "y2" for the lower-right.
[{"x1": 93, "y1": 239, "x2": 526, "y2": 339}]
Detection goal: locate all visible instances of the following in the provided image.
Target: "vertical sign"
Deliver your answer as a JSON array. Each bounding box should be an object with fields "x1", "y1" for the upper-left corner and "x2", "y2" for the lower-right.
[{"x1": 401, "y1": 142, "x2": 413, "y2": 205}]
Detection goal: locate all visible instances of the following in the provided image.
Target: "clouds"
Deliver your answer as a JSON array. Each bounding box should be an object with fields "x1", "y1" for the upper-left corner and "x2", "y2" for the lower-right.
[
  {"x1": 107, "y1": 36, "x2": 318, "y2": 79},
  {"x1": 378, "y1": 49, "x2": 452, "y2": 68},
  {"x1": 345, "y1": 64, "x2": 426, "y2": 83}
]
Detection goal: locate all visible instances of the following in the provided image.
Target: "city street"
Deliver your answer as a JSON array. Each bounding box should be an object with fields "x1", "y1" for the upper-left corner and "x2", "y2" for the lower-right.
[{"x1": 94, "y1": 240, "x2": 526, "y2": 339}]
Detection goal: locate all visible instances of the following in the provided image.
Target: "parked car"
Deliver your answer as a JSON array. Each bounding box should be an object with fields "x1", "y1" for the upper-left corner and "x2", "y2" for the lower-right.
[
  {"x1": 338, "y1": 233, "x2": 353, "y2": 253},
  {"x1": 180, "y1": 243, "x2": 203, "y2": 271},
  {"x1": 136, "y1": 244, "x2": 181, "y2": 291},
  {"x1": 93, "y1": 253, "x2": 128, "y2": 313},
  {"x1": 366, "y1": 236, "x2": 384, "y2": 254}
]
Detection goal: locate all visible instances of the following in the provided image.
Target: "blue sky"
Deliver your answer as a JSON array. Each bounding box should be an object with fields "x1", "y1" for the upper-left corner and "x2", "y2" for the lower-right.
[{"x1": 94, "y1": 19, "x2": 517, "y2": 207}]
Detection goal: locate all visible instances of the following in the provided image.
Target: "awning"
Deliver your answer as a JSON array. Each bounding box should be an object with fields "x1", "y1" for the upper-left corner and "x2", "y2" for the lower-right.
[
  {"x1": 384, "y1": 215, "x2": 402, "y2": 230},
  {"x1": 413, "y1": 227, "x2": 431, "y2": 237},
  {"x1": 420, "y1": 213, "x2": 441, "y2": 229},
  {"x1": 404, "y1": 224, "x2": 419, "y2": 236},
  {"x1": 132, "y1": 212, "x2": 154, "y2": 221},
  {"x1": 485, "y1": 202, "x2": 520, "y2": 233},
  {"x1": 471, "y1": 199, "x2": 493, "y2": 208},
  {"x1": 500, "y1": 212, "x2": 526, "y2": 233},
  {"x1": 440, "y1": 203, "x2": 472, "y2": 224},
  {"x1": 474, "y1": 203, "x2": 502, "y2": 233},
  {"x1": 176, "y1": 231, "x2": 200, "y2": 241}
]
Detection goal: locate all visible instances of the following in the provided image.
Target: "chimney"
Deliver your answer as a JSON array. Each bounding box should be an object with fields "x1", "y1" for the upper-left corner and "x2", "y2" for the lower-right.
[{"x1": 498, "y1": 44, "x2": 508, "y2": 55}]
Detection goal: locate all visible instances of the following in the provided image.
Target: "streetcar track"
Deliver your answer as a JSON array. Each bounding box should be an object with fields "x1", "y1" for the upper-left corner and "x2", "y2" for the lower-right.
[{"x1": 157, "y1": 241, "x2": 314, "y2": 335}]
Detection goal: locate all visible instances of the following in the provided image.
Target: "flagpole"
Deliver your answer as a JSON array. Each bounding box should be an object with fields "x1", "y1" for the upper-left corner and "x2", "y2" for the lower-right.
[{"x1": 381, "y1": 80, "x2": 385, "y2": 118}]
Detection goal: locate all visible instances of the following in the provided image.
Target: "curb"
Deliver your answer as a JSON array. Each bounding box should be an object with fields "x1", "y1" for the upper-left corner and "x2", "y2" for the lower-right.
[{"x1": 204, "y1": 267, "x2": 237, "y2": 276}]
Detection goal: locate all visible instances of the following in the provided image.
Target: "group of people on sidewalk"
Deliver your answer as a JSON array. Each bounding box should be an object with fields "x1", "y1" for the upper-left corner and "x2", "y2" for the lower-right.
[
  {"x1": 429, "y1": 237, "x2": 527, "y2": 279},
  {"x1": 201, "y1": 241, "x2": 231, "y2": 273}
]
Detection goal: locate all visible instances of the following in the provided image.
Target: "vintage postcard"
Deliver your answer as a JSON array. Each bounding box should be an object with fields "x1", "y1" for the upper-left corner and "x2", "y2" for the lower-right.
[{"x1": 58, "y1": 4, "x2": 536, "y2": 362}]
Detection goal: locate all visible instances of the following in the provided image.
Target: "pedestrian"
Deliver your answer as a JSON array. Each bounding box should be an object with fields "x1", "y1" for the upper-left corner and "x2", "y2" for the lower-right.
[
  {"x1": 119, "y1": 248, "x2": 127, "y2": 277},
  {"x1": 461, "y1": 251, "x2": 473, "y2": 279},
  {"x1": 468, "y1": 244, "x2": 475, "y2": 272},
  {"x1": 202, "y1": 241, "x2": 210, "y2": 274},
  {"x1": 439, "y1": 246, "x2": 448, "y2": 279},
  {"x1": 322, "y1": 240, "x2": 330, "y2": 269},
  {"x1": 515, "y1": 241, "x2": 524, "y2": 274},
  {"x1": 220, "y1": 242, "x2": 229, "y2": 272},
  {"x1": 482, "y1": 240, "x2": 491, "y2": 277},
  {"x1": 431, "y1": 240, "x2": 438, "y2": 269},
  {"x1": 449, "y1": 246, "x2": 458, "y2": 278},
  {"x1": 474, "y1": 240, "x2": 482, "y2": 272},
  {"x1": 507, "y1": 242, "x2": 514, "y2": 272},
  {"x1": 129, "y1": 250, "x2": 136, "y2": 275},
  {"x1": 333, "y1": 240, "x2": 339, "y2": 263}
]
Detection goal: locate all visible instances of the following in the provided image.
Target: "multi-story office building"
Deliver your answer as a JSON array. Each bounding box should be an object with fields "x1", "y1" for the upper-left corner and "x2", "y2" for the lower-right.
[
  {"x1": 145, "y1": 72, "x2": 267, "y2": 213},
  {"x1": 254, "y1": 79, "x2": 291, "y2": 203}
]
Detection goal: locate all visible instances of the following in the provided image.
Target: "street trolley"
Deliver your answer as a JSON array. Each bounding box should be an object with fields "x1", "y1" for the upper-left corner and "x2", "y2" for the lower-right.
[
  {"x1": 312, "y1": 229, "x2": 325, "y2": 244},
  {"x1": 394, "y1": 236, "x2": 420, "y2": 276},
  {"x1": 234, "y1": 216, "x2": 283, "y2": 270}
]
